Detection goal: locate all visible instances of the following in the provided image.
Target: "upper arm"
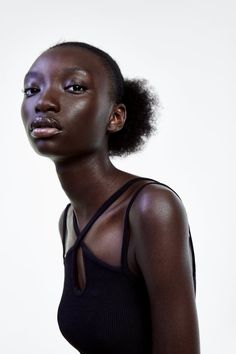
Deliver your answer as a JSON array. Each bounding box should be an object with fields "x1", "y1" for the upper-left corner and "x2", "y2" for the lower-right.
[{"x1": 130, "y1": 184, "x2": 200, "y2": 353}]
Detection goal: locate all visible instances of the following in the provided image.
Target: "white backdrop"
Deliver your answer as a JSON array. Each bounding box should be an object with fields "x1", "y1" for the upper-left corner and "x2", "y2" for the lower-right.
[{"x1": 1, "y1": 0, "x2": 235, "y2": 353}]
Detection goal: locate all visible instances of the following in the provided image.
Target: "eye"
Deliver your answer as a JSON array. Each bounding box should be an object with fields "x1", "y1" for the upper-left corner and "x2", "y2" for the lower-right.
[
  {"x1": 64, "y1": 84, "x2": 87, "y2": 94},
  {"x1": 23, "y1": 87, "x2": 40, "y2": 97}
]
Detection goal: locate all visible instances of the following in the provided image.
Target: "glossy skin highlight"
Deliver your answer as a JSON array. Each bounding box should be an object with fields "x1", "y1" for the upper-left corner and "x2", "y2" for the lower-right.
[
  {"x1": 21, "y1": 46, "x2": 200, "y2": 353},
  {"x1": 21, "y1": 46, "x2": 126, "y2": 162}
]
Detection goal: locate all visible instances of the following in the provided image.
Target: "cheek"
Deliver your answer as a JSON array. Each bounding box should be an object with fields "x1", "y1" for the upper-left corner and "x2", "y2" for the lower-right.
[
  {"x1": 64, "y1": 96, "x2": 110, "y2": 136},
  {"x1": 21, "y1": 96, "x2": 36, "y2": 119},
  {"x1": 21, "y1": 101, "x2": 30, "y2": 128}
]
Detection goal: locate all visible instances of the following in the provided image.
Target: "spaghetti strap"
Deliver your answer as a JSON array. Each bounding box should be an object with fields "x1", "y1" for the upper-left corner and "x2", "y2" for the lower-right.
[
  {"x1": 66, "y1": 177, "x2": 156, "y2": 258},
  {"x1": 121, "y1": 182, "x2": 158, "y2": 273}
]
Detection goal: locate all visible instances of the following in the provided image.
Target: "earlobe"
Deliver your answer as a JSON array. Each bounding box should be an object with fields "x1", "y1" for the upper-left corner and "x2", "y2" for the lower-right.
[{"x1": 107, "y1": 104, "x2": 127, "y2": 133}]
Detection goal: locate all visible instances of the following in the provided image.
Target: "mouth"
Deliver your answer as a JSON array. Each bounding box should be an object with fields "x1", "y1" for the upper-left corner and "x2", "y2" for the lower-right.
[{"x1": 30, "y1": 116, "x2": 62, "y2": 139}]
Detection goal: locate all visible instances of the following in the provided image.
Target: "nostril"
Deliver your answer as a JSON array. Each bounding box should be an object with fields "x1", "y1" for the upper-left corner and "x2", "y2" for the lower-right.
[{"x1": 35, "y1": 97, "x2": 60, "y2": 113}]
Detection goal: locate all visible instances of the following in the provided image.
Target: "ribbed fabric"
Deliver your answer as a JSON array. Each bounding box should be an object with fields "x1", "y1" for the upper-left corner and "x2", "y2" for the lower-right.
[{"x1": 57, "y1": 178, "x2": 196, "y2": 353}]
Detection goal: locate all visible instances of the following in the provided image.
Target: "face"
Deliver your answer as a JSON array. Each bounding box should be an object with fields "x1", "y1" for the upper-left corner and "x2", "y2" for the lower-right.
[{"x1": 21, "y1": 46, "x2": 120, "y2": 162}]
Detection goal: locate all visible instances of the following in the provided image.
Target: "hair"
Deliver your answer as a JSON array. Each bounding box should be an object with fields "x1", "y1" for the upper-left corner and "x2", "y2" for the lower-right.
[{"x1": 49, "y1": 42, "x2": 159, "y2": 157}]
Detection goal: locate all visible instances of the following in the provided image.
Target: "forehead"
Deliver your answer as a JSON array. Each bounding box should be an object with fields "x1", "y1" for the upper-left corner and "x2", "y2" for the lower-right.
[{"x1": 27, "y1": 46, "x2": 109, "y2": 81}]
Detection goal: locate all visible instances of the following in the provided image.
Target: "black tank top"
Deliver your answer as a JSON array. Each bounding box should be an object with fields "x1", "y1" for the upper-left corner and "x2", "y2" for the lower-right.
[{"x1": 57, "y1": 177, "x2": 196, "y2": 354}]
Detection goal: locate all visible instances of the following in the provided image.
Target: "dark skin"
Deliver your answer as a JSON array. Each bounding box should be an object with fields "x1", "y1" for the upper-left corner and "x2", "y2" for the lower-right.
[{"x1": 21, "y1": 46, "x2": 200, "y2": 353}]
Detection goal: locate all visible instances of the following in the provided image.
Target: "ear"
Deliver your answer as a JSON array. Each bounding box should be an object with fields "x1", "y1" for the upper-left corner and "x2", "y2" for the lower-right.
[{"x1": 107, "y1": 104, "x2": 127, "y2": 133}]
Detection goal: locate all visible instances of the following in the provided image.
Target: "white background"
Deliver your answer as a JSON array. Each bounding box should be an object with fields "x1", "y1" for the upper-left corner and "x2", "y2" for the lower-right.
[{"x1": 0, "y1": 0, "x2": 235, "y2": 353}]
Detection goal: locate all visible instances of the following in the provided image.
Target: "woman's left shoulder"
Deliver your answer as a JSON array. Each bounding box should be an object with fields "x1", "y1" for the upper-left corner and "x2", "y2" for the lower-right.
[
  {"x1": 129, "y1": 179, "x2": 193, "y2": 294},
  {"x1": 130, "y1": 180, "x2": 189, "y2": 232}
]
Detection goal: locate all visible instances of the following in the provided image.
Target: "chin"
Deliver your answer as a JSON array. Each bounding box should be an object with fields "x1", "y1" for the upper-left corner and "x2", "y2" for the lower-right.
[{"x1": 29, "y1": 137, "x2": 62, "y2": 159}]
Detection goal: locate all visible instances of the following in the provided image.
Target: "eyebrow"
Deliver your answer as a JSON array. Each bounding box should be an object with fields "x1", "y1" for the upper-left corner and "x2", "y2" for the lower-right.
[
  {"x1": 24, "y1": 71, "x2": 41, "y2": 83},
  {"x1": 24, "y1": 67, "x2": 89, "y2": 83}
]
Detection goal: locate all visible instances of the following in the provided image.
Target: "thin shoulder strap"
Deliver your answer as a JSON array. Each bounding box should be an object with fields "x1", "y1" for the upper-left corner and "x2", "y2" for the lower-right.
[
  {"x1": 73, "y1": 177, "x2": 156, "y2": 242},
  {"x1": 121, "y1": 180, "x2": 197, "y2": 294},
  {"x1": 121, "y1": 181, "x2": 158, "y2": 273},
  {"x1": 66, "y1": 177, "x2": 157, "y2": 257}
]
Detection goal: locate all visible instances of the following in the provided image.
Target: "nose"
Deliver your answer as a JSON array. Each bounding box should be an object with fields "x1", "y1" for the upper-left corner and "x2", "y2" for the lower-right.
[{"x1": 35, "y1": 89, "x2": 60, "y2": 113}]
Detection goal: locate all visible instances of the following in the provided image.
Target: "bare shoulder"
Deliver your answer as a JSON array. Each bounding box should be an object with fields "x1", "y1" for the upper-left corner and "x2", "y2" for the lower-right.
[
  {"x1": 129, "y1": 181, "x2": 193, "y2": 287},
  {"x1": 129, "y1": 182, "x2": 189, "y2": 239}
]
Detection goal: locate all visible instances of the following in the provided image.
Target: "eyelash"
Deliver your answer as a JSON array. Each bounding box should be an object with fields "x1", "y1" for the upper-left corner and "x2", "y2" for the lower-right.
[
  {"x1": 64, "y1": 84, "x2": 87, "y2": 94},
  {"x1": 23, "y1": 87, "x2": 40, "y2": 97},
  {"x1": 22, "y1": 84, "x2": 87, "y2": 97}
]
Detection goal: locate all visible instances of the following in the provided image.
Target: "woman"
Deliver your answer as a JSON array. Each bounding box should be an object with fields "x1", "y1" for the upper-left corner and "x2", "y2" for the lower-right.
[{"x1": 21, "y1": 42, "x2": 200, "y2": 353}]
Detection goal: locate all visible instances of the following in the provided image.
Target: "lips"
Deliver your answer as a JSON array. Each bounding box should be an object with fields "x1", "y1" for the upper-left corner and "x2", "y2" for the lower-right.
[{"x1": 30, "y1": 116, "x2": 62, "y2": 139}]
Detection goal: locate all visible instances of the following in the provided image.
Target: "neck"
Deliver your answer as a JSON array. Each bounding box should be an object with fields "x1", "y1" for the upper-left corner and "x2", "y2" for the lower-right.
[{"x1": 54, "y1": 152, "x2": 130, "y2": 227}]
